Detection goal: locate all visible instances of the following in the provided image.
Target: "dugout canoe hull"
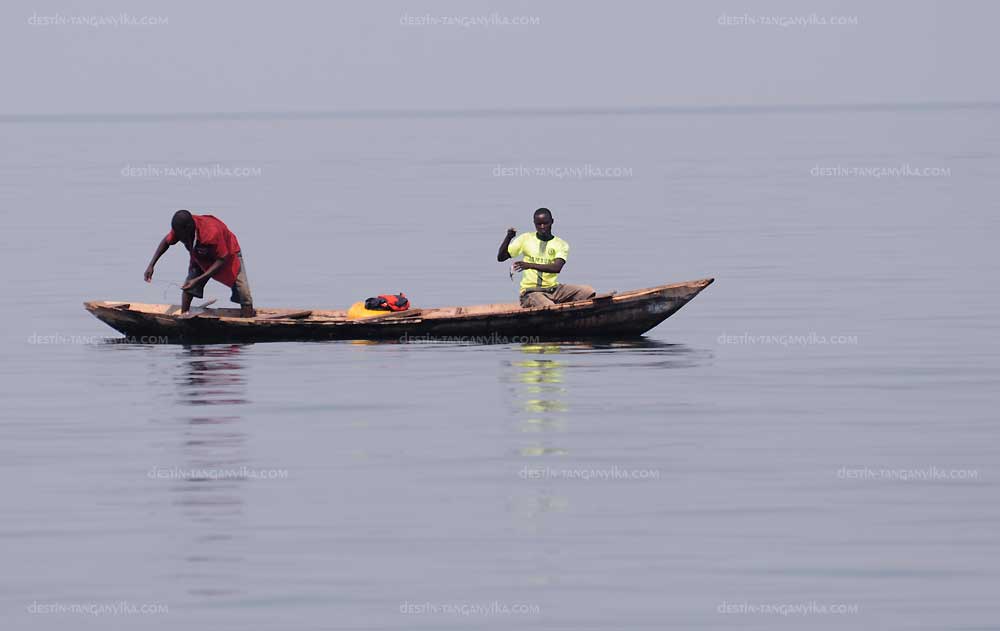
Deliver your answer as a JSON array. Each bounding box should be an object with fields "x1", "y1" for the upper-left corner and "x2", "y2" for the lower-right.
[{"x1": 84, "y1": 278, "x2": 713, "y2": 344}]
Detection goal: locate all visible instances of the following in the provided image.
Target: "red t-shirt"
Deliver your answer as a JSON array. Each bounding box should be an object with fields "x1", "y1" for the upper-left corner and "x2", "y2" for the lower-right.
[{"x1": 165, "y1": 214, "x2": 242, "y2": 286}]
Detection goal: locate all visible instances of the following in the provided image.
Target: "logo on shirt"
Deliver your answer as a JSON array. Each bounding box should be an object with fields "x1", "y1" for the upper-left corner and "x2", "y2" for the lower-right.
[{"x1": 547, "y1": 248, "x2": 556, "y2": 256}]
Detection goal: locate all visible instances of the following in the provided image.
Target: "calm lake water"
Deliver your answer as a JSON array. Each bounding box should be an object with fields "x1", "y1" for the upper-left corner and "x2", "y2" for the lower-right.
[{"x1": 2, "y1": 107, "x2": 998, "y2": 630}]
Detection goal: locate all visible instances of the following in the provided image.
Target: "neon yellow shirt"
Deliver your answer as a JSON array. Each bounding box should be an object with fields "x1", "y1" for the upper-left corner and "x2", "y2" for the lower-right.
[{"x1": 508, "y1": 233, "x2": 570, "y2": 293}]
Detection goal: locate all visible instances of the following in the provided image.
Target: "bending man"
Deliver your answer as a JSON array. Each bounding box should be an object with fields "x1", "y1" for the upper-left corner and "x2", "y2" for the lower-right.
[{"x1": 144, "y1": 210, "x2": 255, "y2": 317}]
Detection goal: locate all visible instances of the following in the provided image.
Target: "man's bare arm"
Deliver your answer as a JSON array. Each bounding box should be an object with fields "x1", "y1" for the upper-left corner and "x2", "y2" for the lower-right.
[
  {"x1": 497, "y1": 228, "x2": 516, "y2": 262},
  {"x1": 513, "y1": 258, "x2": 565, "y2": 274},
  {"x1": 144, "y1": 237, "x2": 171, "y2": 282},
  {"x1": 182, "y1": 256, "x2": 228, "y2": 290}
]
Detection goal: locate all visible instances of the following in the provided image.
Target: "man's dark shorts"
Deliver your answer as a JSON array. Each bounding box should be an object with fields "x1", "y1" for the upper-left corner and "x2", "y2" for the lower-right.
[{"x1": 184, "y1": 252, "x2": 253, "y2": 305}]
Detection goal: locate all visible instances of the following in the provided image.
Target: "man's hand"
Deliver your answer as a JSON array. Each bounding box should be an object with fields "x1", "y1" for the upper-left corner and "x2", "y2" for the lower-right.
[
  {"x1": 144, "y1": 265, "x2": 155, "y2": 282},
  {"x1": 181, "y1": 277, "x2": 203, "y2": 291},
  {"x1": 498, "y1": 227, "x2": 518, "y2": 262},
  {"x1": 512, "y1": 261, "x2": 534, "y2": 272}
]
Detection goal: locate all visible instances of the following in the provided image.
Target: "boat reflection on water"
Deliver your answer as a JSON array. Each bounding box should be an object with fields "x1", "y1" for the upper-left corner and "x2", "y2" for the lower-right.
[
  {"x1": 507, "y1": 340, "x2": 698, "y2": 457},
  {"x1": 511, "y1": 344, "x2": 571, "y2": 452},
  {"x1": 178, "y1": 345, "x2": 249, "y2": 407},
  {"x1": 504, "y1": 340, "x2": 706, "y2": 522},
  {"x1": 504, "y1": 344, "x2": 572, "y2": 524},
  {"x1": 168, "y1": 344, "x2": 250, "y2": 598}
]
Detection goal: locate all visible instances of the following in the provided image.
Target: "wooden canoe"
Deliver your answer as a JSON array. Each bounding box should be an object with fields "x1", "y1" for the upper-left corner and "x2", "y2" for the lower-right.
[{"x1": 84, "y1": 278, "x2": 713, "y2": 343}]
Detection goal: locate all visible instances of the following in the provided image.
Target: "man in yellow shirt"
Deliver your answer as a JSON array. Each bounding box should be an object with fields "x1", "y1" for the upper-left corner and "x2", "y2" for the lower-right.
[{"x1": 497, "y1": 208, "x2": 595, "y2": 308}]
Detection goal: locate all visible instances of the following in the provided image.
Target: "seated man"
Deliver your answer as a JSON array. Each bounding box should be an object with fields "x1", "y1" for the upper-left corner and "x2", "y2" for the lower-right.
[
  {"x1": 497, "y1": 207, "x2": 595, "y2": 308},
  {"x1": 144, "y1": 209, "x2": 255, "y2": 317}
]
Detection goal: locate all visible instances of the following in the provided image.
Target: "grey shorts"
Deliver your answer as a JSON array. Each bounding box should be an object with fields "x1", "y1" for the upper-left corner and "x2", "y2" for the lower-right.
[
  {"x1": 519, "y1": 284, "x2": 596, "y2": 308},
  {"x1": 185, "y1": 252, "x2": 253, "y2": 305}
]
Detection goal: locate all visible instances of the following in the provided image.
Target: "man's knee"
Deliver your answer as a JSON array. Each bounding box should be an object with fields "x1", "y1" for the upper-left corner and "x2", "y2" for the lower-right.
[
  {"x1": 555, "y1": 284, "x2": 595, "y2": 303},
  {"x1": 520, "y1": 292, "x2": 553, "y2": 308}
]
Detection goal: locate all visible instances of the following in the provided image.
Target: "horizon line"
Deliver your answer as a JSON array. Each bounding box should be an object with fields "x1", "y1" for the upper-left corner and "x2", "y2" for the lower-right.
[{"x1": 2, "y1": 100, "x2": 999, "y2": 123}]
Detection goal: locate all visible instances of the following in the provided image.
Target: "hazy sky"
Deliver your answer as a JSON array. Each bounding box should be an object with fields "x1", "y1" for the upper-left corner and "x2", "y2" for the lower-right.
[{"x1": 3, "y1": 0, "x2": 998, "y2": 115}]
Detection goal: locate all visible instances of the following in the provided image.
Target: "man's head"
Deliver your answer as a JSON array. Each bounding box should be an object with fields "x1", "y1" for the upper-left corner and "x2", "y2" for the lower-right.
[
  {"x1": 533, "y1": 207, "x2": 553, "y2": 238},
  {"x1": 171, "y1": 210, "x2": 195, "y2": 241}
]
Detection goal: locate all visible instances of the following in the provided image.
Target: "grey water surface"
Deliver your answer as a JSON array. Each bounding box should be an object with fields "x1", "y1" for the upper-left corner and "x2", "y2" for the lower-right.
[{"x1": 1, "y1": 107, "x2": 998, "y2": 630}]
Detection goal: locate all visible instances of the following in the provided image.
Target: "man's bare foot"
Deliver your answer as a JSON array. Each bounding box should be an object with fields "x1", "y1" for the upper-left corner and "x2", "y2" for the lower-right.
[{"x1": 240, "y1": 305, "x2": 256, "y2": 318}]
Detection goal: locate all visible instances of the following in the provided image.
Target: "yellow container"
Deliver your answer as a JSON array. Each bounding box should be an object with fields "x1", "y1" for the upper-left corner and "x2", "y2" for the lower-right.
[{"x1": 347, "y1": 301, "x2": 388, "y2": 320}]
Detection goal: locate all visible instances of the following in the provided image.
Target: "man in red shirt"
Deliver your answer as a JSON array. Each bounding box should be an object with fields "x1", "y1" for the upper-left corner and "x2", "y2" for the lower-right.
[{"x1": 144, "y1": 210, "x2": 255, "y2": 317}]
